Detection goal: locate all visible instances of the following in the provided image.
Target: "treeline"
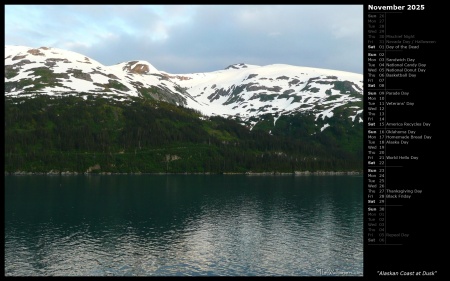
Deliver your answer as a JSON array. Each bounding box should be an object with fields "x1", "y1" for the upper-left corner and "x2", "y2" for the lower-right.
[{"x1": 4, "y1": 94, "x2": 362, "y2": 174}]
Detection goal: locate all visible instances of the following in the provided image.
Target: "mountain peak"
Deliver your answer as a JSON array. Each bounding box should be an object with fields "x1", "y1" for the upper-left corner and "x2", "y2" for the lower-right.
[
  {"x1": 115, "y1": 60, "x2": 159, "y2": 75},
  {"x1": 225, "y1": 63, "x2": 253, "y2": 70},
  {"x1": 5, "y1": 45, "x2": 94, "y2": 63}
]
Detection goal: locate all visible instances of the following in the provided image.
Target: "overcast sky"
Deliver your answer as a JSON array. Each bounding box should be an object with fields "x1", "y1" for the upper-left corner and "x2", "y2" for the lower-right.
[{"x1": 5, "y1": 5, "x2": 363, "y2": 74}]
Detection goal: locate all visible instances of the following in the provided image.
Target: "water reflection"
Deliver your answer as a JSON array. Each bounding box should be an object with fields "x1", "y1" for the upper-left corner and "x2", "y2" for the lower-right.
[{"x1": 5, "y1": 175, "x2": 362, "y2": 276}]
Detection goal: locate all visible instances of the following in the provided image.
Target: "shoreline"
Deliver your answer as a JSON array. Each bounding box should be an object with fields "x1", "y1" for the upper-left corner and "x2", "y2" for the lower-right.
[{"x1": 5, "y1": 170, "x2": 362, "y2": 176}]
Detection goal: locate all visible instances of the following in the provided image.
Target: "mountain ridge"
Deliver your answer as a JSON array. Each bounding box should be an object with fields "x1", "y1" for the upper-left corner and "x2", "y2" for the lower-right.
[
  {"x1": 5, "y1": 45, "x2": 363, "y2": 174},
  {"x1": 5, "y1": 45, "x2": 363, "y2": 132}
]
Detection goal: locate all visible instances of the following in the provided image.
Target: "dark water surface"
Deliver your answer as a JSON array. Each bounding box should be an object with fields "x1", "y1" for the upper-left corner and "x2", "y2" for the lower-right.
[{"x1": 5, "y1": 174, "x2": 363, "y2": 276}]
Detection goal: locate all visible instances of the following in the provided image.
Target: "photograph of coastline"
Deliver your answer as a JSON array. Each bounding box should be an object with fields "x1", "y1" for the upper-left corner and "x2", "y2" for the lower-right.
[{"x1": 5, "y1": 5, "x2": 363, "y2": 276}]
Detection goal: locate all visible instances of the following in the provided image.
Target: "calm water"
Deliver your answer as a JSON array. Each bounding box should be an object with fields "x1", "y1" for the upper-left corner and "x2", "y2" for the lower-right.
[{"x1": 5, "y1": 174, "x2": 363, "y2": 276}]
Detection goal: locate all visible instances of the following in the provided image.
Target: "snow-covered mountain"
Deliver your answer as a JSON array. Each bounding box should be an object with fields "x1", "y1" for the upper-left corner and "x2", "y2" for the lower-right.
[
  {"x1": 5, "y1": 45, "x2": 363, "y2": 130},
  {"x1": 4, "y1": 45, "x2": 195, "y2": 105},
  {"x1": 167, "y1": 63, "x2": 363, "y2": 128}
]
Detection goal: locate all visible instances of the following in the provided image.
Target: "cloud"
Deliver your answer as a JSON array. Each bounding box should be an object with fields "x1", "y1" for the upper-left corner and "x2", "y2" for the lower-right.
[{"x1": 5, "y1": 5, "x2": 363, "y2": 74}]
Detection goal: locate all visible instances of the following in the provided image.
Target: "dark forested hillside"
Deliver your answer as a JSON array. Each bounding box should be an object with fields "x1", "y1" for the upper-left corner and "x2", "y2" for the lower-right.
[{"x1": 4, "y1": 94, "x2": 362, "y2": 174}]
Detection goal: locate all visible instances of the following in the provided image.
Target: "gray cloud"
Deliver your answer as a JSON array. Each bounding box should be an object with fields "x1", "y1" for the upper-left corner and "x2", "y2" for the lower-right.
[{"x1": 5, "y1": 5, "x2": 363, "y2": 74}]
